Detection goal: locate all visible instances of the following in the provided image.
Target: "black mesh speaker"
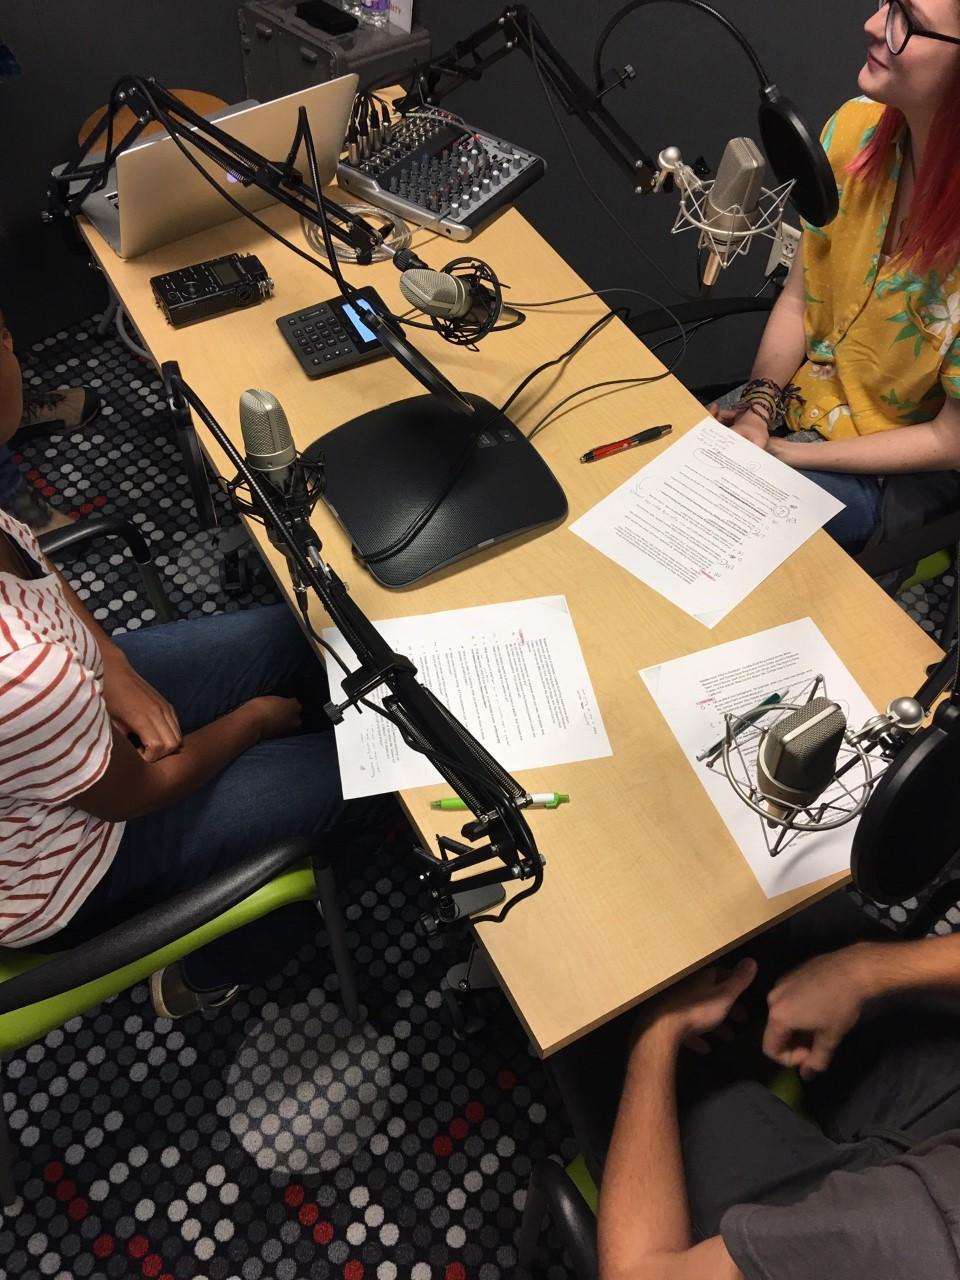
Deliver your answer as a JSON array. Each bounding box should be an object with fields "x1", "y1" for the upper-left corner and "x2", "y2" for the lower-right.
[{"x1": 302, "y1": 394, "x2": 568, "y2": 588}]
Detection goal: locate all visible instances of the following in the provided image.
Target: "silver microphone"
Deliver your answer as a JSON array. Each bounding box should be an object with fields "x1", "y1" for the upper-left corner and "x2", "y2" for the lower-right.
[
  {"x1": 756, "y1": 697, "x2": 847, "y2": 822},
  {"x1": 398, "y1": 268, "x2": 475, "y2": 320},
  {"x1": 701, "y1": 137, "x2": 766, "y2": 289},
  {"x1": 239, "y1": 389, "x2": 296, "y2": 493}
]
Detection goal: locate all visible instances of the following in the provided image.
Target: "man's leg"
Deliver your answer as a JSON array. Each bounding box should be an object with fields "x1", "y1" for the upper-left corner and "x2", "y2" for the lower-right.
[
  {"x1": 806, "y1": 984, "x2": 960, "y2": 1148},
  {"x1": 679, "y1": 1073, "x2": 895, "y2": 1239}
]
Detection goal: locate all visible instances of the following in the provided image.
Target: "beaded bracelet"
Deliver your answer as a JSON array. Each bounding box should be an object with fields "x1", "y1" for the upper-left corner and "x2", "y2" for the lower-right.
[{"x1": 733, "y1": 378, "x2": 805, "y2": 426}]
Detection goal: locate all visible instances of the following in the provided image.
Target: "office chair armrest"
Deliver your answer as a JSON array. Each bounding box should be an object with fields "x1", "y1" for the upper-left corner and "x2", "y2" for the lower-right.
[
  {"x1": 855, "y1": 508, "x2": 960, "y2": 578},
  {"x1": 628, "y1": 296, "x2": 774, "y2": 339},
  {"x1": 518, "y1": 1161, "x2": 599, "y2": 1279},
  {"x1": 39, "y1": 513, "x2": 176, "y2": 622},
  {"x1": 0, "y1": 835, "x2": 323, "y2": 1014}
]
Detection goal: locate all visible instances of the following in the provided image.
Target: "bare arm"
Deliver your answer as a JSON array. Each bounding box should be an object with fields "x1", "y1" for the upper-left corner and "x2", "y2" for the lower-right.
[
  {"x1": 765, "y1": 931, "x2": 960, "y2": 1079},
  {"x1": 72, "y1": 695, "x2": 300, "y2": 822},
  {"x1": 747, "y1": 238, "x2": 808, "y2": 388},
  {"x1": 598, "y1": 963, "x2": 755, "y2": 1280},
  {"x1": 769, "y1": 392, "x2": 960, "y2": 473},
  {"x1": 54, "y1": 568, "x2": 183, "y2": 761},
  {"x1": 723, "y1": 242, "x2": 808, "y2": 446}
]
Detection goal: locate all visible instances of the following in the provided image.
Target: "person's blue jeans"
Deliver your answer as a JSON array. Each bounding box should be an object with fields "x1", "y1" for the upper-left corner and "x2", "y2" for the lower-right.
[
  {"x1": 0, "y1": 444, "x2": 27, "y2": 507},
  {"x1": 792, "y1": 460, "x2": 883, "y2": 554},
  {"x1": 50, "y1": 605, "x2": 393, "y2": 992},
  {"x1": 712, "y1": 393, "x2": 884, "y2": 554}
]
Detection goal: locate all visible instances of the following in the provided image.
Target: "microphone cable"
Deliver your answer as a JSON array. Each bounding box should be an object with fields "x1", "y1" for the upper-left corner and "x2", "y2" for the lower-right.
[
  {"x1": 353, "y1": 302, "x2": 640, "y2": 568},
  {"x1": 521, "y1": 272, "x2": 778, "y2": 440},
  {"x1": 301, "y1": 201, "x2": 412, "y2": 263},
  {"x1": 523, "y1": 8, "x2": 696, "y2": 304}
]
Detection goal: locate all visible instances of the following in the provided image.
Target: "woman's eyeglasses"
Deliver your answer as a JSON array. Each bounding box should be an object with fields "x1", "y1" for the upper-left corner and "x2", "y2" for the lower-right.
[{"x1": 877, "y1": 0, "x2": 960, "y2": 55}]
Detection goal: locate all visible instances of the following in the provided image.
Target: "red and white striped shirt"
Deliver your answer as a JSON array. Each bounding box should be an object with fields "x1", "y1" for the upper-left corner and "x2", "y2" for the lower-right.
[{"x1": 0, "y1": 509, "x2": 122, "y2": 946}]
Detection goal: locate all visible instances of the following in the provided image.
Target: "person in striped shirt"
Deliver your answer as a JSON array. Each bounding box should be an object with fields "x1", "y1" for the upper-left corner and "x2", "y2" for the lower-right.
[{"x1": 0, "y1": 309, "x2": 389, "y2": 1017}]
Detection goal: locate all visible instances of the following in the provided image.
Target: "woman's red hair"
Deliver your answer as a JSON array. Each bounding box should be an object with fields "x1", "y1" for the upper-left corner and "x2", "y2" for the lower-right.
[{"x1": 847, "y1": 69, "x2": 960, "y2": 275}]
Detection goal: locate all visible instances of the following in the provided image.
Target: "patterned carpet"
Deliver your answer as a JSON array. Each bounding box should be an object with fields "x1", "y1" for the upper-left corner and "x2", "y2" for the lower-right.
[{"x1": 0, "y1": 314, "x2": 955, "y2": 1280}]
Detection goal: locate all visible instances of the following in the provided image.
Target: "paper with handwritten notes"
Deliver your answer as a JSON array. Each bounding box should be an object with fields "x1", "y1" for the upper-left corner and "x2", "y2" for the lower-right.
[{"x1": 570, "y1": 418, "x2": 844, "y2": 627}]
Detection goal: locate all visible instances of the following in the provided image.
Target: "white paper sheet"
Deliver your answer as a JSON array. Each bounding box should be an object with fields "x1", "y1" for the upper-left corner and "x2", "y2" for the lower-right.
[
  {"x1": 640, "y1": 618, "x2": 876, "y2": 896},
  {"x1": 324, "y1": 595, "x2": 612, "y2": 798},
  {"x1": 570, "y1": 418, "x2": 844, "y2": 627}
]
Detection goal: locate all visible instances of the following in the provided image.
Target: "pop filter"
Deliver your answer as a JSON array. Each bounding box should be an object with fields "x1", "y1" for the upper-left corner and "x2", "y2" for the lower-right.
[
  {"x1": 758, "y1": 88, "x2": 839, "y2": 228},
  {"x1": 851, "y1": 699, "x2": 960, "y2": 904}
]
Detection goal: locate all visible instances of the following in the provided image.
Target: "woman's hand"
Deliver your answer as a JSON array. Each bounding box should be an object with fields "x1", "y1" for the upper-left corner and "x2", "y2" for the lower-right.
[
  {"x1": 706, "y1": 401, "x2": 738, "y2": 428},
  {"x1": 707, "y1": 401, "x2": 770, "y2": 450},
  {"x1": 102, "y1": 655, "x2": 182, "y2": 763},
  {"x1": 247, "y1": 695, "x2": 303, "y2": 742}
]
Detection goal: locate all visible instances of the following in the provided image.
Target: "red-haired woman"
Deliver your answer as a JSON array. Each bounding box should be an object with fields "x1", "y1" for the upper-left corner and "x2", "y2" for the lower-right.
[{"x1": 713, "y1": 0, "x2": 960, "y2": 558}]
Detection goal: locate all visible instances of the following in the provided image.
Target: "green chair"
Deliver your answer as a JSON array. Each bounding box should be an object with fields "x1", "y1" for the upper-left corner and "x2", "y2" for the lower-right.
[
  {"x1": 0, "y1": 835, "x2": 359, "y2": 1208},
  {"x1": 1, "y1": 518, "x2": 360, "y2": 1208}
]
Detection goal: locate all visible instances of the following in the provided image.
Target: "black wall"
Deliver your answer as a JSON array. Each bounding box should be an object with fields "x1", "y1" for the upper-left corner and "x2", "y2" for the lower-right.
[{"x1": 0, "y1": 1, "x2": 869, "y2": 388}]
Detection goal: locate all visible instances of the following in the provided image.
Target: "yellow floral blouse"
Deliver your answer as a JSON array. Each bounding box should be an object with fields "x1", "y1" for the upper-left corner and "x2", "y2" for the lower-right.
[{"x1": 785, "y1": 96, "x2": 960, "y2": 440}]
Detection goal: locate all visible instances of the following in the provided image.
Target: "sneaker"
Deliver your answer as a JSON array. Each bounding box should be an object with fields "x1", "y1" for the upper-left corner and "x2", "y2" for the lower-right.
[
  {"x1": 4, "y1": 486, "x2": 76, "y2": 536},
  {"x1": 19, "y1": 386, "x2": 101, "y2": 435},
  {"x1": 150, "y1": 961, "x2": 240, "y2": 1020}
]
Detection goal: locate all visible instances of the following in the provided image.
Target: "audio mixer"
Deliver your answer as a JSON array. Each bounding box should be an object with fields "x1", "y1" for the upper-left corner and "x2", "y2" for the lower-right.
[{"x1": 336, "y1": 107, "x2": 545, "y2": 241}]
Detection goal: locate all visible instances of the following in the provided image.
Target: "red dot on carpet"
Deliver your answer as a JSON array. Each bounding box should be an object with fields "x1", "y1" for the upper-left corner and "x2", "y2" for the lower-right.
[
  {"x1": 93, "y1": 1235, "x2": 114, "y2": 1259},
  {"x1": 67, "y1": 1198, "x2": 88, "y2": 1221}
]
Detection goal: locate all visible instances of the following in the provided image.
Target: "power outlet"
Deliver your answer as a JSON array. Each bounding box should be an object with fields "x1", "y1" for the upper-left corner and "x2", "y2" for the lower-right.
[{"x1": 765, "y1": 221, "x2": 801, "y2": 276}]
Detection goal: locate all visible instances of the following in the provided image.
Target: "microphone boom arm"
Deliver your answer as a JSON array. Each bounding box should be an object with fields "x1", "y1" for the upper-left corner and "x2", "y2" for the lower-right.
[
  {"x1": 392, "y1": 5, "x2": 661, "y2": 192},
  {"x1": 162, "y1": 363, "x2": 544, "y2": 932},
  {"x1": 50, "y1": 75, "x2": 382, "y2": 264}
]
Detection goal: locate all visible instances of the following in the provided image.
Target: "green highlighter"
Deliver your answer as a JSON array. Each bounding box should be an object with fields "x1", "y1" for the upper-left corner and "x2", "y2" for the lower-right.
[{"x1": 430, "y1": 791, "x2": 570, "y2": 811}]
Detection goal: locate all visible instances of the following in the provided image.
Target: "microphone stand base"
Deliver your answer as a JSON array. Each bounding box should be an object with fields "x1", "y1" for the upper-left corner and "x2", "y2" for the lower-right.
[{"x1": 443, "y1": 934, "x2": 501, "y2": 1042}]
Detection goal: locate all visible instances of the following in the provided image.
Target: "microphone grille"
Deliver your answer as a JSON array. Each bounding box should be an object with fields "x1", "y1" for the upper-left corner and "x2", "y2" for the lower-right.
[
  {"x1": 239, "y1": 388, "x2": 293, "y2": 456},
  {"x1": 763, "y1": 697, "x2": 846, "y2": 792},
  {"x1": 706, "y1": 136, "x2": 766, "y2": 225},
  {"x1": 399, "y1": 268, "x2": 466, "y2": 316}
]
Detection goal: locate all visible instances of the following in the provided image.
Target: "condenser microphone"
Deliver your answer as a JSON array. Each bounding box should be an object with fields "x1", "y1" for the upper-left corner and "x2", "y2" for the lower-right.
[
  {"x1": 393, "y1": 248, "x2": 503, "y2": 345},
  {"x1": 239, "y1": 389, "x2": 297, "y2": 493},
  {"x1": 399, "y1": 267, "x2": 475, "y2": 320},
  {"x1": 701, "y1": 137, "x2": 767, "y2": 289},
  {"x1": 756, "y1": 697, "x2": 847, "y2": 822}
]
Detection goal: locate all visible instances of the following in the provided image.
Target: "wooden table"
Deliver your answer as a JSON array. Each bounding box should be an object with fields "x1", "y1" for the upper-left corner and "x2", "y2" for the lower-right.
[{"x1": 79, "y1": 196, "x2": 941, "y2": 1057}]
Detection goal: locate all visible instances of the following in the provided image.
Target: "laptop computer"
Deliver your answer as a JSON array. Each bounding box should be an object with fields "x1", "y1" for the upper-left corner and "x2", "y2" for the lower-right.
[{"x1": 55, "y1": 74, "x2": 358, "y2": 258}]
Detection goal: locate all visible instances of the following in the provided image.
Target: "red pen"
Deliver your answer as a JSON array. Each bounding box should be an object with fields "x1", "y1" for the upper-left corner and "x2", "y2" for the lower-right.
[{"x1": 580, "y1": 423, "x2": 672, "y2": 463}]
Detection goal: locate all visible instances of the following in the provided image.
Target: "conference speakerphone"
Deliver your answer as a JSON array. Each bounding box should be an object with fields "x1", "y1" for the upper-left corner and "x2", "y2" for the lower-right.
[{"x1": 276, "y1": 286, "x2": 391, "y2": 377}]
